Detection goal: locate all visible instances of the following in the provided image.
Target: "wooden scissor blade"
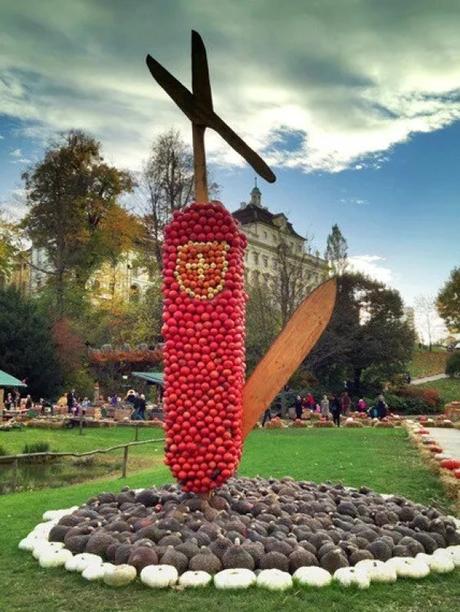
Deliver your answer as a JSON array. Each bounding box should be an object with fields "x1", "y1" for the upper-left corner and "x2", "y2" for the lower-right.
[
  {"x1": 192, "y1": 30, "x2": 213, "y2": 113},
  {"x1": 209, "y1": 112, "x2": 276, "y2": 183},
  {"x1": 242, "y1": 279, "x2": 337, "y2": 438},
  {"x1": 146, "y1": 54, "x2": 197, "y2": 124}
]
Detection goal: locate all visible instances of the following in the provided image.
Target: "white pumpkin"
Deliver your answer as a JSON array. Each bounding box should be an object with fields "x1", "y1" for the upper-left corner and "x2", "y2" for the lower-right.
[
  {"x1": 32, "y1": 541, "x2": 64, "y2": 559},
  {"x1": 178, "y1": 571, "x2": 212, "y2": 588},
  {"x1": 355, "y1": 559, "x2": 397, "y2": 583},
  {"x1": 293, "y1": 566, "x2": 332, "y2": 588},
  {"x1": 214, "y1": 568, "x2": 256, "y2": 590},
  {"x1": 445, "y1": 546, "x2": 460, "y2": 567},
  {"x1": 140, "y1": 564, "x2": 178, "y2": 588},
  {"x1": 30, "y1": 521, "x2": 58, "y2": 538},
  {"x1": 65, "y1": 552, "x2": 103, "y2": 573},
  {"x1": 81, "y1": 562, "x2": 114, "y2": 581},
  {"x1": 385, "y1": 557, "x2": 430, "y2": 579},
  {"x1": 39, "y1": 548, "x2": 73, "y2": 568},
  {"x1": 334, "y1": 567, "x2": 370, "y2": 589},
  {"x1": 42, "y1": 507, "x2": 78, "y2": 521},
  {"x1": 427, "y1": 550, "x2": 456, "y2": 572},
  {"x1": 103, "y1": 564, "x2": 137, "y2": 587},
  {"x1": 256, "y1": 569, "x2": 293, "y2": 591},
  {"x1": 18, "y1": 536, "x2": 44, "y2": 552}
]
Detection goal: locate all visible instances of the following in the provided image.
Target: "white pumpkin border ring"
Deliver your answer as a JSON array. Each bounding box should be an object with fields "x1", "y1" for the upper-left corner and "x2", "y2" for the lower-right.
[{"x1": 19, "y1": 504, "x2": 460, "y2": 591}]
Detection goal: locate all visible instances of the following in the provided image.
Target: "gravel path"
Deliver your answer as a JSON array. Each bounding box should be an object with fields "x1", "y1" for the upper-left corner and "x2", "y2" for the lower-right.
[
  {"x1": 411, "y1": 373, "x2": 447, "y2": 385},
  {"x1": 427, "y1": 427, "x2": 460, "y2": 458}
]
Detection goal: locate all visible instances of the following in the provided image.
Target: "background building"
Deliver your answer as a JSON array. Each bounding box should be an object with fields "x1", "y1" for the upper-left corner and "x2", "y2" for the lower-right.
[{"x1": 232, "y1": 185, "x2": 329, "y2": 288}]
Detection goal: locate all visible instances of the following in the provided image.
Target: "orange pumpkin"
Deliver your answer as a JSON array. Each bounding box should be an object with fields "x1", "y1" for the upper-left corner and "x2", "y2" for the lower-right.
[
  {"x1": 453, "y1": 468, "x2": 460, "y2": 480},
  {"x1": 440, "y1": 458, "x2": 460, "y2": 470}
]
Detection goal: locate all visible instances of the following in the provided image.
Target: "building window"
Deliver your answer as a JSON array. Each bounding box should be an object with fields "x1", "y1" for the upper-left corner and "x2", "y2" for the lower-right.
[
  {"x1": 262, "y1": 256, "x2": 268, "y2": 268},
  {"x1": 297, "y1": 244, "x2": 302, "y2": 252},
  {"x1": 253, "y1": 252, "x2": 259, "y2": 265},
  {"x1": 263, "y1": 231, "x2": 268, "y2": 239}
]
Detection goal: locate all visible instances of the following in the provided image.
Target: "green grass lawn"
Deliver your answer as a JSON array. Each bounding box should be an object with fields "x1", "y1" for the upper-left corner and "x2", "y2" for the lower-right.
[
  {"x1": 0, "y1": 428, "x2": 458, "y2": 612},
  {"x1": 419, "y1": 377, "x2": 460, "y2": 405},
  {"x1": 408, "y1": 351, "x2": 448, "y2": 378}
]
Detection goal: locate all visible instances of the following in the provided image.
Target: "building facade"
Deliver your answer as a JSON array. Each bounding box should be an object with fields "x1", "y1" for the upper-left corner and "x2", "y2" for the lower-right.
[
  {"x1": 232, "y1": 185, "x2": 329, "y2": 289},
  {"x1": 10, "y1": 186, "x2": 328, "y2": 303}
]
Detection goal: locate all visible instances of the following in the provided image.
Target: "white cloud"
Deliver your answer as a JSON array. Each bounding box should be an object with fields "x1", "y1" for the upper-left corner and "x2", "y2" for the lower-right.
[
  {"x1": 0, "y1": 2, "x2": 460, "y2": 173},
  {"x1": 9, "y1": 148, "x2": 22, "y2": 157},
  {"x1": 348, "y1": 255, "x2": 394, "y2": 285}
]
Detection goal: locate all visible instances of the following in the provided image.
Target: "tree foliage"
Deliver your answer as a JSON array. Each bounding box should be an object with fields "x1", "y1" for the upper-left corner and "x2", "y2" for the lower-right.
[
  {"x1": 22, "y1": 130, "x2": 133, "y2": 315},
  {"x1": 0, "y1": 286, "x2": 61, "y2": 398},
  {"x1": 324, "y1": 223, "x2": 348, "y2": 275},
  {"x1": 437, "y1": 267, "x2": 460, "y2": 332},
  {"x1": 305, "y1": 273, "x2": 415, "y2": 392}
]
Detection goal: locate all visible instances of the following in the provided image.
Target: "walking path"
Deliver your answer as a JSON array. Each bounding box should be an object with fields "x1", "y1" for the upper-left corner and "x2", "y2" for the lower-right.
[
  {"x1": 411, "y1": 373, "x2": 447, "y2": 385},
  {"x1": 427, "y1": 427, "x2": 460, "y2": 458}
]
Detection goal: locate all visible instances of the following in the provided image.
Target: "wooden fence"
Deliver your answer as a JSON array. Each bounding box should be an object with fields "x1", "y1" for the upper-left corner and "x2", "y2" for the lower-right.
[{"x1": 0, "y1": 436, "x2": 165, "y2": 492}]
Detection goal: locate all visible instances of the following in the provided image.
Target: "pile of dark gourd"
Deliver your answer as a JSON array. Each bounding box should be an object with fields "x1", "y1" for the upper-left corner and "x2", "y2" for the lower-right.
[{"x1": 49, "y1": 477, "x2": 460, "y2": 575}]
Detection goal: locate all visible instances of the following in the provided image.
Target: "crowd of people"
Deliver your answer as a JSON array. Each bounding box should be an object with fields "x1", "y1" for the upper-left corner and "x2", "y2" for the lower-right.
[{"x1": 264, "y1": 390, "x2": 389, "y2": 427}]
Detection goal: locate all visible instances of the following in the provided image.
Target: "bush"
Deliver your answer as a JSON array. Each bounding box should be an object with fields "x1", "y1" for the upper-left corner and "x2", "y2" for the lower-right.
[
  {"x1": 22, "y1": 442, "x2": 51, "y2": 454},
  {"x1": 0, "y1": 445, "x2": 9, "y2": 456},
  {"x1": 388, "y1": 386, "x2": 442, "y2": 414},
  {"x1": 446, "y1": 352, "x2": 460, "y2": 377}
]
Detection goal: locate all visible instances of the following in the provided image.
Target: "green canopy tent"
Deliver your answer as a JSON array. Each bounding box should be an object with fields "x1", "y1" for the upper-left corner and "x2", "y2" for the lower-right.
[
  {"x1": 132, "y1": 371, "x2": 164, "y2": 386},
  {"x1": 131, "y1": 371, "x2": 164, "y2": 413},
  {"x1": 0, "y1": 369, "x2": 27, "y2": 409}
]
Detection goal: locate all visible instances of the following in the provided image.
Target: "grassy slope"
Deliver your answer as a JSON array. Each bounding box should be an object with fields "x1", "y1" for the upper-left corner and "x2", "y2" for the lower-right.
[
  {"x1": 409, "y1": 351, "x2": 448, "y2": 378},
  {"x1": 419, "y1": 377, "x2": 460, "y2": 405},
  {"x1": 1, "y1": 429, "x2": 458, "y2": 612}
]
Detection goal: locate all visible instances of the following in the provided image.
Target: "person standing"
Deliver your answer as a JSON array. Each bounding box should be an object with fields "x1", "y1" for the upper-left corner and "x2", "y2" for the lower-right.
[
  {"x1": 376, "y1": 394, "x2": 388, "y2": 420},
  {"x1": 25, "y1": 394, "x2": 33, "y2": 410},
  {"x1": 262, "y1": 407, "x2": 271, "y2": 427},
  {"x1": 294, "y1": 395, "x2": 303, "y2": 420},
  {"x1": 137, "y1": 394, "x2": 146, "y2": 420},
  {"x1": 66, "y1": 389, "x2": 75, "y2": 414},
  {"x1": 340, "y1": 391, "x2": 351, "y2": 416},
  {"x1": 331, "y1": 395, "x2": 342, "y2": 427},
  {"x1": 320, "y1": 394, "x2": 330, "y2": 419}
]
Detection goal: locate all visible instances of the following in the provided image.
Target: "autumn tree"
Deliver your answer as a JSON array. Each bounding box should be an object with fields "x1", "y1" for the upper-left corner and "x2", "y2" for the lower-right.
[
  {"x1": 325, "y1": 224, "x2": 348, "y2": 275},
  {"x1": 437, "y1": 267, "x2": 460, "y2": 332},
  {"x1": 0, "y1": 211, "x2": 21, "y2": 284},
  {"x1": 22, "y1": 130, "x2": 133, "y2": 315},
  {"x1": 140, "y1": 129, "x2": 218, "y2": 269}
]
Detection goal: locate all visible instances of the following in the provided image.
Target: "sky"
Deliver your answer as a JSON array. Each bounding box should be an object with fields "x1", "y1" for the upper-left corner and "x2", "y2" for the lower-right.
[{"x1": 0, "y1": 0, "x2": 459, "y2": 337}]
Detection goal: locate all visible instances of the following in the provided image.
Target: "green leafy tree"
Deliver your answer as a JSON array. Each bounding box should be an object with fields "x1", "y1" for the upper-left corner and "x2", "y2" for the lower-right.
[
  {"x1": 0, "y1": 287, "x2": 62, "y2": 398},
  {"x1": 22, "y1": 130, "x2": 133, "y2": 315},
  {"x1": 437, "y1": 267, "x2": 460, "y2": 332},
  {"x1": 306, "y1": 273, "x2": 415, "y2": 393},
  {"x1": 325, "y1": 224, "x2": 348, "y2": 275}
]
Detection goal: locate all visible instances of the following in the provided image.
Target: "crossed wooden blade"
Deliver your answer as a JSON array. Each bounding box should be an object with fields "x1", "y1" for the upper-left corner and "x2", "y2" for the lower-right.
[
  {"x1": 146, "y1": 31, "x2": 276, "y2": 184},
  {"x1": 242, "y1": 279, "x2": 337, "y2": 438}
]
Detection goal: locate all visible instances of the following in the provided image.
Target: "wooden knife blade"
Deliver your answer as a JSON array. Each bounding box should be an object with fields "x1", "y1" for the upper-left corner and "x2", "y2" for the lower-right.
[{"x1": 242, "y1": 278, "x2": 337, "y2": 438}]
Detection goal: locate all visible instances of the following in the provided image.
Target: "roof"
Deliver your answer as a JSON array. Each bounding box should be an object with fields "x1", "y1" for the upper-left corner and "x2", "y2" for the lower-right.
[
  {"x1": 232, "y1": 204, "x2": 305, "y2": 240},
  {"x1": 0, "y1": 370, "x2": 27, "y2": 388},
  {"x1": 132, "y1": 371, "x2": 164, "y2": 386}
]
